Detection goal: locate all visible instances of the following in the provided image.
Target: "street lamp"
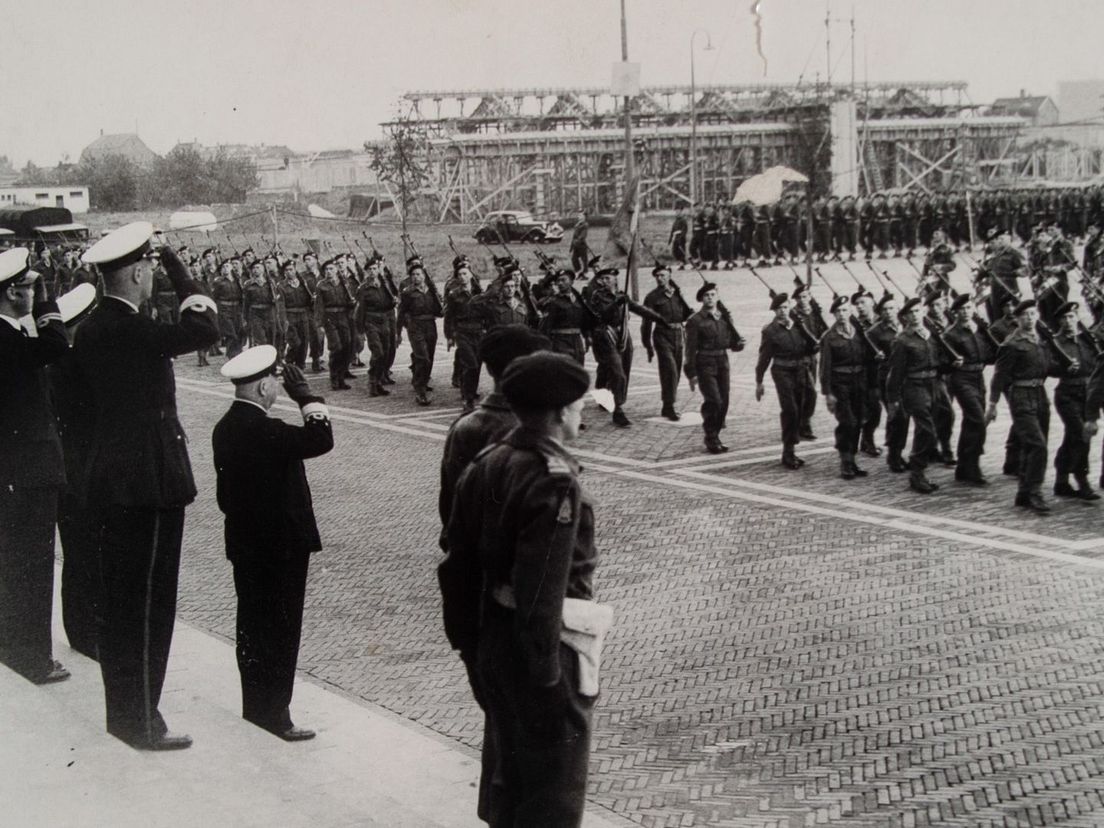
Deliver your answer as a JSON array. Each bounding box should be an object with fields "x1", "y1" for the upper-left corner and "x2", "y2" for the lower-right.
[{"x1": 690, "y1": 29, "x2": 714, "y2": 206}]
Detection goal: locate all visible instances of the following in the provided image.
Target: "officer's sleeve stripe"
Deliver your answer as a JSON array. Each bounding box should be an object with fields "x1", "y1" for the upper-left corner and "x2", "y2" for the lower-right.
[
  {"x1": 301, "y1": 402, "x2": 329, "y2": 421},
  {"x1": 181, "y1": 294, "x2": 218, "y2": 315}
]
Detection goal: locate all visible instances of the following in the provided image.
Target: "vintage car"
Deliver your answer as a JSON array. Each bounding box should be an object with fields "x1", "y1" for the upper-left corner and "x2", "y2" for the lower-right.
[{"x1": 473, "y1": 210, "x2": 564, "y2": 244}]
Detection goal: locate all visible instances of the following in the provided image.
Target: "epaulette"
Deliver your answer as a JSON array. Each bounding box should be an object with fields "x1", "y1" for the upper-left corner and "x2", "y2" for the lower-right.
[{"x1": 540, "y1": 447, "x2": 574, "y2": 477}]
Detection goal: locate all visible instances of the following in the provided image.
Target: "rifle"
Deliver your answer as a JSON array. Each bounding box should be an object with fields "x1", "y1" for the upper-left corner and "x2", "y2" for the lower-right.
[
  {"x1": 984, "y1": 266, "x2": 1077, "y2": 367},
  {"x1": 868, "y1": 260, "x2": 912, "y2": 301},
  {"x1": 366, "y1": 234, "x2": 400, "y2": 300}
]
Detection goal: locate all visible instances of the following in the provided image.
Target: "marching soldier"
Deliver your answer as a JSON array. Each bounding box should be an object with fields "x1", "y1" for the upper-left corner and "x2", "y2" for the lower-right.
[
  {"x1": 76, "y1": 222, "x2": 220, "y2": 749},
  {"x1": 302, "y1": 251, "x2": 327, "y2": 373},
  {"x1": 852, "y1": 291, "x2": 885, "y2": 458},
  {"x1": 539, "y1": 269, "x2": 596, "y2": 366},
  {"x1": 398, "y1": 258, "x2": 444, "y2": 406},
  {"x1": 476, "y1": 265, "x2": 537, "y2": 330},
  {"x1": 980, "y1": 231, "x2": 1026, "y2": 322},
  {"x1": 444, "y1": 260, "x2": 485, "y2": 411},
  {"x1": 214, "y1": 349, "x2": 333, "y2": 741},
  {"x1": 278, "y1": 260, "x2": 314, "y2": 370},
  {"x1": 886, "y1": 297, "x2": 942, "y2": 494},
  {"x1": 354, "y1": 255, "x2": 398, "y2": 398},
  {"x1": 790, "y1": 284, "x2": 827, "y2": 440},
  {"x1": 588, "y1": 266, "x2": 668, "y2": 428},
  {"x1": 669, "y1": 206, "x2": 689, "y2": 269},
  {"x1": 942, "y1": 295, "x2": 997, "y2": 485},
  {"x1": 314, "y1": 258, "x2": 357, "y2": 391},
  {"x1": 922, "y1": 292, "x2": 958, "y2": 466},
  {"x1": 570, "y1": 210, "x2": 589, "y2": 277},
  {"x1": 820, "y1": 294, "x2": 869, "y2": 479},
  {"x1": 243, "y1": 260, "x2": 278, "y2": 348},
  {"x1": 837, "y1": 195, "x2": 860, "y2": 261},
  {"x1": 641, "y1": 264, "x2": 693, "y2": 421},
  {"x1": 0, "y1": 249, "x2": 71, "y2": 685},
  {"x1": 755, "y1": 291, "x2": 816, "y2": 466},
  {"x1": 442, "y1": 352, "x2": 608, "y2": 827},
  {"x1": 985, "y1": 299, "x2": 1059, "y2": 513},
  {"x1": 211, "y1": 259, "x2": 245, "y2": 358},
  {"x1": 1049, "y1": 301, "x2": 1100, "y2": 500},
  {"x1": 152, "y1": 259, "x2": 180, "y2": 325},
  {"x1": 920, "y1": 230, "x2": 956, "y2": 300},
  {"x1": 868, "y1": 293, "x2": 909, "y2": 471}
]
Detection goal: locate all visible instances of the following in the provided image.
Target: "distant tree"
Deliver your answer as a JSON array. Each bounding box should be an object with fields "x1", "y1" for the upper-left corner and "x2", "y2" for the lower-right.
[
  {"x1": 206, "y1": 151, "x2": 259, "y2": 204},
  {"x1": 82, "y1": 154, "x2": 142, "y2": 211},
  {"x1": 370, "y1": 118, "x2": 433, "y2": 238},
  {"x1": 17, "y1": 161, "x2": 57, "y2": 186},
  {"x1": 155, "y1": 145, "x2": 208, "y2": 205}
]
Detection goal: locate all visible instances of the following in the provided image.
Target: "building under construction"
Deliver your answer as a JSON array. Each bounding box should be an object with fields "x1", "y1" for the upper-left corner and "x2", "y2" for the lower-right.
[{"x1": 382, "y1": 82, "x2": 1027, "y2": 221}]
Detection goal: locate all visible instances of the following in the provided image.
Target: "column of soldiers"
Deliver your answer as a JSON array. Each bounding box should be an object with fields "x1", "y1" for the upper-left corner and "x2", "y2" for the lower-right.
[{"x1": 669, "y1": 184, "x2": 1104, "y2": 271}]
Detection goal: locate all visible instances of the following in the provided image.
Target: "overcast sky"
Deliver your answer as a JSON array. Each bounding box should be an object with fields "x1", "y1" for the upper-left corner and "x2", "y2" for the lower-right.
[{"x1": 2, "y1": 0, "x2": 1101, "y2": 167}]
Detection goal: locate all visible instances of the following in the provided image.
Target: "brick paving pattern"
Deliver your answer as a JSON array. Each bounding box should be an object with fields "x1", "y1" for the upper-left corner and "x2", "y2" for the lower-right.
[{"x1": 168, "y1": 253, "x2": 1104, "y2": 826}]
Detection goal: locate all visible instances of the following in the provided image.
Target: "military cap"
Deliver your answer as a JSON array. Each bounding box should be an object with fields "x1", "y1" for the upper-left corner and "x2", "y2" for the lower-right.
[
  {"x1": 1013, "y1": 299, "x2": 1037, "y2": 315},
  {"x1": 950, "y1": 293, "x2": 973, "y2": 312},
  {"x1": 596, "y1": 266, "x2": 619, "y2": 278},
  {"x1": 241, "y1": 247, "x2": 255, "y2": 256},
  {"x1": 201, "y1": 247, "x2": 216, "y2": 258},
  {"x1": 651, "y1": 264, "x2": 670, "y2": 277},
  {"x1": 769, "y1": 291, "x2": 789, "y2": 310},
  {"x1": 924, "y1": 291, "x2": 945, "y2": 307},
  {"x1": 901, "y1": 297, "x2": 922, "y2": 313},
  {"x1": 851, "y1": 290, "x2": 871, "y2": 304},
  {"x1": 250, "y1": 259, "x2": 266, "y2": 271},
  {"x1": 406, "y1": 254, "x2": 423, "y2": 267},
  {"x1": 0, "y1": 248, "x2": 36, "y2": 288},
  {"x1": 502, "y1": 261, "x2": 522, "y2": 276},
  {"x1": 81, "y1": 221, "x2": 156, "y2": 272},
  {"x1": 220, "y1": 344, "x2": 278, "y2": 385},
  {"x1": 501, "y1": 351, "x2": 590, "y2": 411},
  {"x1": 792, "y1": 283, "x2": 808, "y2": 299},
  {"x1": 997, "y1": 293, "x2": 1017, "y2": 308},
  {"x1": 57, "y1": 282, "x2": 97, "y2": 326},
  {"x1": 263, "y1": 253, "x2": 277, "y2": 263},
  {"x1": 1055, "y1": 300, "x2": 1079, "y2": 317},
  {"x1": 452, "y1": 254, "x2": 469, "y2": 269},
  {"x1": 492, "y1": 255, "x2": 515, "y2": 268},
  {"x1": 303, "y1": 250, "x2": 318, "y2": 260},
  {"x1": 478, "y1": 324, "x2": 552, "y2": 378},
  {"x1": 829, "y1": 295, "x2": 850, "y2": 314},
  {"x1": 280, "y1": 259, "x2": 297, "y2": 273},
  {"x1": 696, "y1": 281, "x2": 718, "y2": 302},
  {"x1": 875, "y1": 292, "x2": 896, "y2": 312},
  {"x1": 985, "y1": 227, "x2": 1000, "y2": 241},
  {"x1": 228, "y1": 255, "x2": 241, "y2": 263}
]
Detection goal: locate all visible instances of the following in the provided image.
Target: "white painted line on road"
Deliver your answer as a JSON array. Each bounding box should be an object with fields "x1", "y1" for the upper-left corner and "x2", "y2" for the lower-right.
[
  {"x1": 645, "y1": 442, "x2": 793, "y2": 468},
  {"x1": 682, "y1": 445, "x2": 837, "y2": 471}
]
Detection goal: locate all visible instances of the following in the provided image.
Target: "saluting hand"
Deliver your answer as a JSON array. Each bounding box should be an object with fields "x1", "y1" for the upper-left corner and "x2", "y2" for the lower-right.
[
  {"x1": 282, "y1": 364, "x2": 312, "y2": 405},
  {"x1": 32, "y1": 272, "x2": 48, "y2": 306},
  {"x1": 159, "y1": 245, "x2": 190, "y2": 282}
]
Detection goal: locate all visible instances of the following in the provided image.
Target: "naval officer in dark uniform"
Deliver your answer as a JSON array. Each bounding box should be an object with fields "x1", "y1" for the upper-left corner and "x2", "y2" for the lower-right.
[
  {"x1": 213, "y1": 347, "x2": 334, "y2": 741},
  {"x1": 0, "y1": 248, "x2": 70, "y2": 685},
  {"x1": 443, "y1": 352, "x2": 611, "y2": 827},
  {"x1": 75, "y1": 222, "x2": 219, "y2": 749}
]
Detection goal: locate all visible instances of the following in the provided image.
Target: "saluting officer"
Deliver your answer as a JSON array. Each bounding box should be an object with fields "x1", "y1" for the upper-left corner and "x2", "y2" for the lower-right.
[
  {"x1": 886, "y1": 297, "x2": 942, "y2": 495},
  {"x1": 76, "y1": 222, "x2": 220, "y2": 749},
  {"x1": 986, "y1": 300, "x2": 1059, "y2": 513},
  {"x1": 0, "y1": 249, "x2": 71, "y2": 685},
  {"x1": 641, "y1": 264, "x2": 693, "y2": 421},
  {"x1": 442, "y1": 352, "x2": 609, "y2": 827},
  {"x1": 686, "y1": 282, "x2": 746, "y2": 454},
  {"x1": 214, "y1": 349, "x2": 334, "y2": 741}
]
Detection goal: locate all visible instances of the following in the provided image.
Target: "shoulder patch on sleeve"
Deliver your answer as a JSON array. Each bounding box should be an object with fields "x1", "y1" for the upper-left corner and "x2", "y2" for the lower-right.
[{"x1": 556, "y1": 494, "x2": 574, "y2": 524}]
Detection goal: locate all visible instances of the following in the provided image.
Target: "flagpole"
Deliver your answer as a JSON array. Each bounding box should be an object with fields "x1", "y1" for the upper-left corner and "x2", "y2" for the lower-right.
[{"x1": 620, "y1": 0, "x2": 638, "y2": 299}]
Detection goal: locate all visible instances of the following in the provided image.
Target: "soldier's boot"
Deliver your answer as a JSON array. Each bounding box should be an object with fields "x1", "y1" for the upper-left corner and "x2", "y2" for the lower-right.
[
  {"x1": 382, "y1": 371, "x2": 395, "y2": 385},
  {"x1": 781, "y1": 445, "x2": 802, "y2": 470},
  {"x1": 909, "y1": 470, "x2": 937, "y2": 494},
  {"x1": 461, "y1": 398, "x2": 477, "y2": 415},
  {"x1": 611, "y1": 408, "x2": 631, "y2": 428},
  {"x1": 859, "y1": 434, "x2": 882, "y2": 457},
  {"x1": 661, "y1": 404, "x2": 680, "y2": 421},
  {"x1": 1074, "y1": 473, "x2": 1101, "y2": 501},
  {"x1": 197, "y1": 352, "x2": 209, "y2": 367},
  {"x1": 887, "y1": 451, "x2": 908, "y2": 473},
  {"x1": 799, "y1": 422, "x2": 817, "y2": 441},
  {"x1": 1015, "y1": 491, "x2": 1051, "y2": 513},
  {"x1": 1054, "y1": 474, "x2": 1077, "y2": 498},
  {"x1": 850, "y1": 453, "x2": 868, "y2": 477},
  {"x1": 839, "y1": 453, "x2": 856, "y2": 480},
  {"x1": 705, "y1": 434, "x2": 727, "y2": 454},
  {"x1": 368, "y1": 373, "x2": 382, "y2": 397}
]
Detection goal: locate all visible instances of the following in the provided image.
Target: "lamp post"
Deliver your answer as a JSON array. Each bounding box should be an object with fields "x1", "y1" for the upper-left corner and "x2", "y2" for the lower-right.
[{"x1": 689, "y1": 29, "x2": 713, "y2": 207}]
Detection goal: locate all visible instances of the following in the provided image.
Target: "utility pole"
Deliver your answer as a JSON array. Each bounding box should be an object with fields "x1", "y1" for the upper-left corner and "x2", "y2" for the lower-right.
[{"x1": 619, "y1": 0, "x2": 638, "y2": 299}]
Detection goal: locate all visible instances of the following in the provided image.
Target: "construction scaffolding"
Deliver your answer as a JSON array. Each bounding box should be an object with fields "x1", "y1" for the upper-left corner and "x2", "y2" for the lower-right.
[{"x1": 380, "y1": 82, "x2": 1026, "y2": 221}]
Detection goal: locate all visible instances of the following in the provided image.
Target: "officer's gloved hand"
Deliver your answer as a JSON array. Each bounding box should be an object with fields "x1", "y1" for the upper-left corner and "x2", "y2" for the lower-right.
[
  {"x1": 32, "y1": 272, "x2": 48, "y2": 307},
  {"x1": 159, "y1": 245, "x2": 190, "y2": 283},
  {"x1": 282, "y1": 364, "x2": 313, "y2": 406}
]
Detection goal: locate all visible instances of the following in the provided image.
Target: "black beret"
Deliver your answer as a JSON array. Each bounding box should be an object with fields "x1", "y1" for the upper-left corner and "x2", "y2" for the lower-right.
[
  {"x1": 241, "y1": 247, "x2": 254, "y2": 255},
  {"x1": 493, "y1": 255, "x2": 515, "y2": 268},
  {"x1": 901, "y1": 297, "x2": 922, "y2": 313},
  {"x1": 985, "y1": 227, "x2": 1000, "y2": 240},
  {"x1": 501, "y1": 352, "x2": 590, "y2": 411},
  {"x1": 1014, "y1": 299, "x2": 1037, "y2": 315},
  {"x1": 477, "y1": 324, "x2": 551, "y2": 378},
  {"x1": 997, "y1": 293, "x2": 1018, "y2": 307},
  {"x1": 792, "y1": 283, "x2": 808, "y2": 298},
  {"x1": 924, "y1": 291, "x2": 945, "y2": 307},
  {"x1": 303, "y1": 250, "x2": 318, "y2": 259},
  {"x1": 875, "y1": 292, "x2": 896, "y2": 312},
  {"x1": 1055, "y1": 300, "x2": 1079, "y2": 317},
  {"x1": 770, "y1": 291, "x2": 789, "y2": 310},
  {"x1": 201, "y1": 247, "x2": 216, "y2": 257},
  {"x1": 452, "y1": 254, "x2": 469, "y2": 268},
  {"x1": 950, "y1": 293, "x2": 972, "y2": 311},
  {"x1": 596, "y1": 266, "x2": 619, "y2": 278},
  {"x1": 829, "y1": 295, "x2": 849, "y2": 313},
  {"x1": 696, "y1": 281, "x2": 718, "y2": 302},
  {"x1": 851, "y1": 290, "x2": 871, "y2": 304},
  {"x1": 651, "y1": 264, "x2": 670, "y2": 277}
]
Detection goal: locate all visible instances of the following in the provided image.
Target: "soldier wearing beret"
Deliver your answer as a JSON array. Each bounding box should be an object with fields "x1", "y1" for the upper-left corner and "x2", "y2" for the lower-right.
[
  {"x1": 851, "y1": 291, "x2": 884, "y2": 458},
  {"x1": 1048, "y1": 301, "x2": 1100, "y2": 500},
  {"x1": 789, "y1": 284, "x2": 828, "y2": 440},
  {"x1": 641, "y1": 265, "x2": 693, "y2": 421},
  {"x1": 0, "y1": 250, "x2": 71, "y2": 685},
  {"x1": 985, "y1": 300, "x2": 1060, "y2": 513},
  {"x1": 243, "y1": 260, "x2": 279, "y2": 350},
  {"x1": 443, "y1": 261, "x2": 486, "y2": 411},
  {"x1": 301, "y1": 251, "x2": 327, "y2": 373},
  {"x1": 443, "y1": 352, "x2": 606, "y2": 827},
  {"x1": 820, "y1": 295, "x2": 870, "y2": 479},
  {"x1": 886, "y1": 297, "x2": 942, "y2": 494},
  {"x1": 686, "y1": 282, "x2": 746, "y2": 454},
  {"x1": 538, "y1": 269, "x2": 597, "y2": 366},
  {"x1": 755, "y1": 290, "x2": 817, "y2": 467},
  {"x1": 398, "y1": 260, "x2": 444, "y2": 406},
  {"x1": 922, "y1": 292, "x2": 958, "y2": 466},
  {"x1": 314, "y1": 258, "x2": 358, "y2": 391},
  {"x1": 941, "y1": 295, "x2": 997, "y2": 485},
  {"x1": 868, "y1": 293, "x2": 909, "y2": 471},
  {"x1": 75, "y1": 222, "x2": 220, "y2": 749},
  {"x1": 213, "y1": 349, "x2": 334, "y2": 741},
  {"x1": 354, "y1": 255, "x2": 398, "y2": 398},
  {"x1": 211, "y1": 259, "x2": 245, "y2": 358},
  {"x1": 278, "y1": 260, "x2": 314, "y2": 371}
]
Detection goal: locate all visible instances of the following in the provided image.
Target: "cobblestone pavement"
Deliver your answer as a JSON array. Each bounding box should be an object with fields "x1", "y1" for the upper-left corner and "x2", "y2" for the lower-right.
[{"x1": 169, "y1": 254, "x2": 1104, "y2": 827}]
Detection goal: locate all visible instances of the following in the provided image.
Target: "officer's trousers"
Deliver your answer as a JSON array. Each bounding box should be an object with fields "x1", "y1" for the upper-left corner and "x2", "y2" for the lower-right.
[
  {"x1": 829, "y1": 375, "x2": 866, "y2": 455},
  {"x1": 361, "y1": 318, "x2": 391, "y2": 386},
  {"x1": 284, "y1": 311, "x2": 311, "y2": 369},
  {"x1": 59, "y1": 490, "x2": 100, "y2": 661},
  {"x1": 408, "y1": 318, "x2": 439, "y2": 395},
  {"x1": 233, "y1": 550, "x2": 310, "y2": 734},
  {"x1": 0, "y1": 485, "x2": 58, "y2": 682},
  {"x1": 591, "y1": 331, "x2": 632, "y2": 408},
  {"x1": 549, "y1": 332, "x2": 586, "y2": 366}
]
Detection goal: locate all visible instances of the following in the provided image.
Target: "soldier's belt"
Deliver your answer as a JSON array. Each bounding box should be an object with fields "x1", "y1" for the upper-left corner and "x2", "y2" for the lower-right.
[
  {"x1": 216, "y1": 301, "x2": 240, "y2": 307},
  {"x1": 360, "y1": 311, "x2": 392, "y2": 319},
  {"x1": 953, "y1": 363, "x2": 985, "y2": 372},
  {"x1": 411, "y1": 314, "x2": 438, "y2": 321},
  {"x1": 771, "y1": 358, "x2": 804, "y2": 368},
  {"x1": 324, "y1": 307, "x2": 352, "y2": 314},
  {"x1": 830, "y1": 365, "x2": 864, "y2": 374},
  {"x1": 249, "y1": 303, "x2": 273, "y2": 309},
  {"x1": 1059, "y1": 377, "x2": 1089, "y2": 387},
  {"x1": 285, "y1": 308, "x2": 310, "y2": 316},
  {"x1": 1011, "y1": 379, "x2": 1045, "y2": 388},
  {"x1": 455, "y1": 322, "x2": 484, "y2": 331},
  {"x1": 549, "y1": 328, "x2": 582, "y2": 335},
  {"x1": 696, "y1": 348, "x2": 728, "y2": 356},
  {"x1": 906, "y1": 369, "x2": 938, "y2": 380}
]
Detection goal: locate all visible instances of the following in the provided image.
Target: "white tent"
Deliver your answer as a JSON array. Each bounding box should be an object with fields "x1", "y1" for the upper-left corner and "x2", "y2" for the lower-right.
[
  {"x1": 732, "y1": 166, "x2": 809, "y2": 207},
  {"x1": 168, "y1": 210, "x2": 218, "y2": 232}
]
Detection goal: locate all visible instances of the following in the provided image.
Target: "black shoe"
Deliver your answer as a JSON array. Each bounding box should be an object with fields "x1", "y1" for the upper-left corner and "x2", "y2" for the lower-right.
[
  {"x1": 382, "y1": 375, "x2": 396, "y2": 385},
  {"x1": 859, "y1": 440, "x2": 882, "y2": 458},
  {"x1": 840, "y1": 464, "x2": 856, "y2": 480},
  {"x1": 415, "y1": 394, "x2": 432, "y2": 407},
  {"x1": 1003, "y1": 464, "x2": 1019, "y2": 477},
  {"x1": 330, "y1": 380, "x2": 340, "y2": 391},
  {"x1": 706, "y1": 441, "x2": 726, "y2": 454},
  {"x1": 369, "y1": 384, "x2": 382, "y2": 397},
  {"x1": 311, "y1": 360, "x2": 323, "y2": 373},
  {"x1": 851, "y1": 463, "x2": 868, "y2": 478},
  {"x1": 134, "y1": 732, "x2": 193, "y2": 751},
  {"x1": 799, "y1": 427, "x2": 817, "y2": 441},
  {"x1": 1016, "y1": 493, "x2": 1051, "y2": 514},
  {"x1": 451, "y1": 378, "x2": 461, "y2": 388},
  {"x1": 426, "y1": 384, "x2": 434, "y2": 392},
  {"x1": 375, "y1": 383, "x2": 390, "y2": 396},
  {"x1": 661, "y1": 407, "x2": 681, "y2": 421},
  {"x1": 276, "y1": 726, "x2": 316, "y2": 742},
  {"x1": 781, "y1": 455, "x2": 802, "y2": 470},
  {"x1": 955, "y1": 471, "x2": 989, "y2": 487},
  {"x1": 461, "y1": 400, "x2": 477, "y2": 415},
  {"x1": 32, "y1": 660, "x2": 70, "y2": 685},
  {"x1": 344, "y1": 371, "x2": 356, "y2": 379},
  {"x1": 939, "y1": 451, "x2": 957, "y2": 467},
  {"x1": 336, "y1": 381, "x2": 351, "y2": 390},
  {"x1": 1077, "y1": 488, "x2": 1102, "y2": 502},
  {"x1": 611, "y1": 409, "x2": 631, "y2": 428},
  {"x1": 910, "y1": 475, "x2": 936, "y2": 494},
  {"x1": 1054, "y1": 480, "x2": 1078, "y2": 498}
]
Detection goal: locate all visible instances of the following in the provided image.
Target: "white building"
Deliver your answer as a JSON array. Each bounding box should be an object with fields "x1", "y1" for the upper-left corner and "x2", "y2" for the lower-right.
[{"x1": 0, "y1": 186, "x2": 90, "y2": 213}]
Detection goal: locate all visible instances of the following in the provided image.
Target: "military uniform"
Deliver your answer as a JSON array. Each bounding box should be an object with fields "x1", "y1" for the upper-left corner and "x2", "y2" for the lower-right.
[
  {"x1": 444, "y1": 279, "x2": 485, "y2": 405},
  {"x1": 641, "y1": 282, "x2": 692, "y2": 416},
  {"x1": 941, "y1": 316, "x2": 997, "y2": 482},
  {"x1": 819, "y1": 320, "x2": 869, "y2": 477},
  {"x1": 755, "y1": 315, "x2": 816, "y2": 463},
  {"x1": 539, "y1": 288, "x2": 594, "y2": 365},
  {"x1": 669, "y1": 212, "x2": 688, "y2": 266},
  {"x1": 791, "y1": 301, "x2": 828, "y2": 439},
  {"x1": 355, "y1": 275, "x2": 398, "y2": 395},
  {"x1": 570, "y1": 216, "x2": 589, "y2": 275},
  {"x1": 867, "y1": 314, "x2": 908, "y2": 470},
  {"x1": 1050, "y1": 325, "x2": 1098, "y2": 496},
  {"x1": 923, "y1": 310, "x2": 958, "y2": 463},
  {"x1": 686, "y1": 307, "x2": 742, "y2": 451},
  {"x1": 213, "y1": 378, "x2": 333, "y2": 736},
  {"x1": 314, "y1": 274, "x2": 357, "y2": 390},
  {"x1": 398, "y1": 281, "x2": 443, "y2": 400},
  {"x1": 886, "y1": 324, "x2": 942, "y2": 492},
  {"x1": 152, "y1": 266, "x2": 179, "y2": 324},
  {"x1": 278, "y1": 276, "x2": 314, "y2": 370},
  {"x1": 0, "y1": 265, "x2": 69, "y2": 683},
  {"x1": 211, "y1": 273, "x2": 245, "y2": 358},
  {"x1": 74, "y1": 232, "x2": 219, "y2": 746},
  {"x1": 589, "y1": 282, "x2": 666, "y2": 424},
  {"x1": 243, "y1": 276, "x2": 279, "y2": 346}
]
